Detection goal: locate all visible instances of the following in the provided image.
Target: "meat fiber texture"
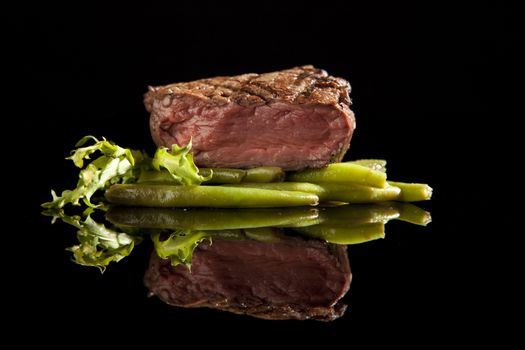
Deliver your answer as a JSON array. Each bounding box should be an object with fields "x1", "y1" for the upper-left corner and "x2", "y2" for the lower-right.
[
  {"x1": 144, "y1": 235, "x2": 352, "y2": 321},
  {"x1": 145, "y1": 66, "x2": 355, "y2": 171}
]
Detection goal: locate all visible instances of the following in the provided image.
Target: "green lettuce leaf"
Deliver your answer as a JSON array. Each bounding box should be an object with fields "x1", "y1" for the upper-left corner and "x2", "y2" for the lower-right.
[
  {"x1": 152, "y1": 230, "x2": 211, "y2": 268},
  {"x1": 43, "y1": 208, "x2": 141, "y2": 273},
  {"x1": 42, "y1": 136, "x2": 142, "y2": 209},
  {"x1": 152, "y1": 139, "x2": 212, "y2": 185},
  {"x1": 67, "y1": 135, "x2": 134, "y2": 168}
]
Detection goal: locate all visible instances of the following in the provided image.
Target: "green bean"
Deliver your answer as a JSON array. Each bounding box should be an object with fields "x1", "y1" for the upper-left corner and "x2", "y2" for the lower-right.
[
  {"x1": 225, "y1": 182, "x2": 400, "y2": 203},
  {"x1": 317, "y1": 204, "x2": 400, "y2": 226},
  {"x1": 202, "y1": 168, "x2": 246, "y2": 183},
  {"x1": 106, "y1": 206, "x2": 319, "y2": 230},
  {"x1": 244, "y1": 167, "x2": 285, "y2": 182},
  {"x1": 138, "y1": 168, "x2": 246, "y2": 184},
  {"x1": 105, "y1": 183, "x2": 319, "y2": 208},
  {"x1": 293, "y1": 223, "x2": 385, "y2": 244},
  {"x1": 287, "y1": 163, "x2": 387, "y2": 188},
  {"x1": 347, "y1": 159, "x2": 387, "y2": 172},
  {"x1": 137, "y1": 170, "x2": 179, "y2": 184},
  {"x1": 386, "y1": 202, "x2": 432, "y2": 226},
  {"x1": 207, "y1": 229, "x2": 246, "y2": 240},
  {"x1": 275, "y1": 216, "x2": 322, "y2": 228},
  {"x1": 243, "y1": 227, "x2": 283, "y2": 242},
  {"x1": 225, "y1": 182, "x2": 325, "y2": 196},
  {"x1": 388, "y1": 181, "x2": 433, "y2": 201},
  {"x1": 318, "y1": 183, "x2": 401, "y2": 203},
  {"x1": 207, "y1": 228, "x2": 283, "y2": 242}
]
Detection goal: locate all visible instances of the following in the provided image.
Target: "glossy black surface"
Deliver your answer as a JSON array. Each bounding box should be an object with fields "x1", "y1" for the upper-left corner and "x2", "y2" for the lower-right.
[{"x1": 12, "y1": 2, "x2": 514, "y2": 345}]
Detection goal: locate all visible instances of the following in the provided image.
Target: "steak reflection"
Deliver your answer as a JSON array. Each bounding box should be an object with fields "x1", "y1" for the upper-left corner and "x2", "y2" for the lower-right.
[{"x1": 144, "y1": 232, "x2": 351, "y2": 321}]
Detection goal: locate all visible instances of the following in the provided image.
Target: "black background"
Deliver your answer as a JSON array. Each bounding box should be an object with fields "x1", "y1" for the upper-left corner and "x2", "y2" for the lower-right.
[{"x1": 9, "y1": 1, "x2": 518, "y2": 346}]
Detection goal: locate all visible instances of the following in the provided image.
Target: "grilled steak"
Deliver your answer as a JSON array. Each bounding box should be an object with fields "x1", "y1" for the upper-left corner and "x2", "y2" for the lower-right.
[
  {"x1": 145, "y1": 66, "x2": 355, "y2": 171},
  {"x1": 144, "y1": 235, "x2": 352, "y2": 321}
]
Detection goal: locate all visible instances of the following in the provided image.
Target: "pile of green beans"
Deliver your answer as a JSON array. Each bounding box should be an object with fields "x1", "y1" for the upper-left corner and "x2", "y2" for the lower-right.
[{"x1": 106, "y1": 160, "x2": 432, "y2": 208}]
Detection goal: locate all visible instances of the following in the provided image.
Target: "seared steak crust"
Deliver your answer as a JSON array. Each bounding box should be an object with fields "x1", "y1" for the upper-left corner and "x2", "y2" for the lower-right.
[{"x1": 145, "y1": 65, "x2": 351, "y2": 110}]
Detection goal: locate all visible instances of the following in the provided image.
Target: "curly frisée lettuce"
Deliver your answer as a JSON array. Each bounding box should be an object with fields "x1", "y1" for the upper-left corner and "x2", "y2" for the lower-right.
[
  {"x1": 43, "y1": 208, "x2": 141, "y2": 272},
  {"x1": 42, "y1": 136, "x2": 204, "y2": 209},
  {"x1": 152, "y1": 139, "x2": 212, "y2": 185},
  {"x1": 152, "y1": 230, "x2": 211, "y2": 268},
  {"x1": 42, "y1": 136, "x2": 141, "y2": 209},
  {"x1": 44, "y1": 206, "x2": 214, "y2": 271}
]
